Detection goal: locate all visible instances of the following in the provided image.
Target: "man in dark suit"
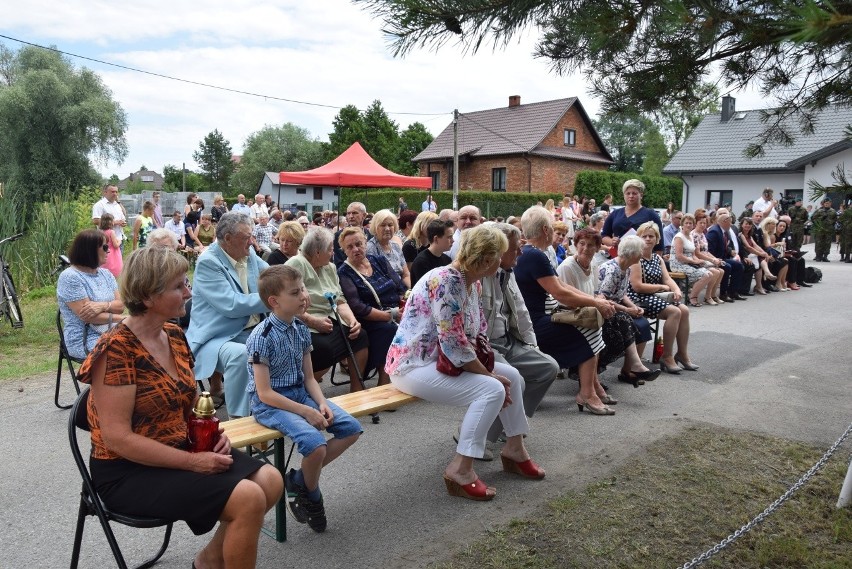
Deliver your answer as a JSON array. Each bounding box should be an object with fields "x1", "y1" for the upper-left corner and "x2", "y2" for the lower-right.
[{"x1": 706, "y1": 212, "x2": 747, "y2": 303}]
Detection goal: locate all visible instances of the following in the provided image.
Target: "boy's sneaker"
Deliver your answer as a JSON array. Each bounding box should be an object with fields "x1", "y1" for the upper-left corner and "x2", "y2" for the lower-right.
[
  {"x1": 301, "y1": 495, "x2": 327, "y2": 533},
  {"x1": 284, "y1": 469, "x2": 308, "y2": 524}
]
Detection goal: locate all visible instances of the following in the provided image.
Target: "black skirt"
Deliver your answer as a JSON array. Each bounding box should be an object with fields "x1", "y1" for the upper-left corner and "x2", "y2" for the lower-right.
[{"x1": 90, "y1": 450, "x2": 264, "y2": 535}]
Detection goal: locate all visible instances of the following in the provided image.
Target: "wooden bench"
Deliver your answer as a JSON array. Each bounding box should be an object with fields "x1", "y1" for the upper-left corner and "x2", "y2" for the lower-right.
[{"x1": 221, "y1": 384, "x2": 418, "y2": 542}]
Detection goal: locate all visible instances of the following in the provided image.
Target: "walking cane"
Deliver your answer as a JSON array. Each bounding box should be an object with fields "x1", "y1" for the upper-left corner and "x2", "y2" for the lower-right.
[{"x1": 324, "y1": 292, "x2": 380, "y2": 424}]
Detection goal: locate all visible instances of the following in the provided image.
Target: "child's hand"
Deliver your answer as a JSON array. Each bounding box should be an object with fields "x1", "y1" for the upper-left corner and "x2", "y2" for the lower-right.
[
  {"x1": 319, "y1": 402, "x2": 335, "y2": 425},
  {"x1": 303, "y1": 406, "x2": 329, "y2": 429}
]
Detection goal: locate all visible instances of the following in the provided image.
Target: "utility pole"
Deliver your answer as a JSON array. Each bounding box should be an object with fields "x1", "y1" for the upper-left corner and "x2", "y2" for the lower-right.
[
  {"x1": 182, "y1": 162, "x2": 186, "y2": 193},
  {"x1": 453, "y1": 109, "x2": 459, "y2": 210}
]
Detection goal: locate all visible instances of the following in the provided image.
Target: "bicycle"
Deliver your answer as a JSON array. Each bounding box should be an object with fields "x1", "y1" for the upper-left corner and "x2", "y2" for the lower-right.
[{"x1": 0, "y1": 233, "x2": 24, "y2": 328}]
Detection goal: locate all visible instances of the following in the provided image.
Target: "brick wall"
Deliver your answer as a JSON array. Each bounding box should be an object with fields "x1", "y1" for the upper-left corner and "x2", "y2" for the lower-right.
[
  {"x1": 538, "y1": 106, "x2": 601, "y2": 153},
  {"x1": 419, "y1": 157, "x2": 606, "y2": 194},
  {"x1": 418, "y1": 103, "x2": 609, "y2": 194}
]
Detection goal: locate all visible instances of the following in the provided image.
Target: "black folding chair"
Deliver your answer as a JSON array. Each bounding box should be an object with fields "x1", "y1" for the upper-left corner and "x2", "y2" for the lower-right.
[
  {"x1": 69, "y1": 389, "x2": 173, "y2": 569},
  {"x1": 55, "y1": 311, "x2": 83, "y2": 410}
]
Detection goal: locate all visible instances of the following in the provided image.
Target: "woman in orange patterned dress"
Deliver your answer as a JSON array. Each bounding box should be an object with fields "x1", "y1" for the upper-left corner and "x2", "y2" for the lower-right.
[{"x1": 77, "y1": 246, "x2": 282, "y2": 569}]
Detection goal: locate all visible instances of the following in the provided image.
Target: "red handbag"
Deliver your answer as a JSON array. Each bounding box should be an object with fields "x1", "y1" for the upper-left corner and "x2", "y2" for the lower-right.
[{"x1": 436, "y1": 334, "x2": 495, "y2": 376}]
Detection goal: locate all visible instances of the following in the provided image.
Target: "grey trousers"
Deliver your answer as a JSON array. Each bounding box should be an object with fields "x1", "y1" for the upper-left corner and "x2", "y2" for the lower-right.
[{"x1": 487, "y1": 335, "x2": 559, "y2": 442}]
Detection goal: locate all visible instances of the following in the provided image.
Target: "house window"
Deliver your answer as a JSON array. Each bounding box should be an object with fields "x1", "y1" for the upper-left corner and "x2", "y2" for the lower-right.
[
  {"x1": 296, "y1": 187, "x2": 306, "y2": 195},
  {"x1": 492, "y1": 168, "x2": 507, "y2": 192},
  {"x1": 430, "y1": 172, "x2": 440, "y2": 190},
  {"x1": 563, "y1": 129, "x2": 576, "y2": 146},
  {"x1": 705, "y1": 190, "x2": 733, "y2": 209},
  {"x1": 313, "y1": 187, "x2": 323, "y2": 200},
  {"x1": 333, "y1": 189, "x2": 339, "y2": 197},
  {"x1": 141, "y1": 175, "x2": 154, "y2": 182}
]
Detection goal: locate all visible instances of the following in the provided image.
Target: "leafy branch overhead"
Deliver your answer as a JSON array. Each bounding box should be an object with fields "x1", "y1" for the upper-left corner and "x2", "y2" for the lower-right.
[{"x1": 356, "y1": 0, "x2": 852, "y2": 155}]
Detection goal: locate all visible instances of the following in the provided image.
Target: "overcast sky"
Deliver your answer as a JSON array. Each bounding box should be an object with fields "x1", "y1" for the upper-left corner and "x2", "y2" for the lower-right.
[{"x1": 2, "y1": 0, "x2": 771, "y2": 178}]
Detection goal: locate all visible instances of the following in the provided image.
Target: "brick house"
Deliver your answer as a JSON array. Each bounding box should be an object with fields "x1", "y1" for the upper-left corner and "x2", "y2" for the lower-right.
[{"x1": 414, "y1": 96, "x2": 613, "y2": 194}]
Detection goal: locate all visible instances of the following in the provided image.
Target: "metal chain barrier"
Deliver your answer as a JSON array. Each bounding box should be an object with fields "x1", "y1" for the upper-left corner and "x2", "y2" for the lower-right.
[{"x1": 678, "y1": 421, "x2": 852, "y2": 569}]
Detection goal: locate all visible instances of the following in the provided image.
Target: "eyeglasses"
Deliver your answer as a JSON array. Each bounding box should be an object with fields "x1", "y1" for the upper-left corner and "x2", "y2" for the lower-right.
[{"x1": 101, "y1": 244, "x2": 109, "y2": 252}]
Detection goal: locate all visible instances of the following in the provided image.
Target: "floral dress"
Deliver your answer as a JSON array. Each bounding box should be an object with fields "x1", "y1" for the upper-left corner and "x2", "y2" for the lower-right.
[
  {"x1": 386, "y1": 266, "x2": 484, "y2": 376},
  {"x1": 627, "y1": 254, "x2": 673, "y2": 318},
  {"x1": 669, "y1": 232, "x2": 710, "y2": 285}
]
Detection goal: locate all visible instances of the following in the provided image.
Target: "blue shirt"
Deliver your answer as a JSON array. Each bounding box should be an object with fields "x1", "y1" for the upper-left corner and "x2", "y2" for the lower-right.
[
  {"x1": 245, "y1": 314, "x2": 313, "y2": 392},
  {"x1": 231, "y1": 203, "x2": 252, "y2": 216},
  {"x1": 602, "y1": 207, "x2": 664, "y2": 251},
  {"x1": 663, "y1": 223, "x2": 679, "y2": 247}
]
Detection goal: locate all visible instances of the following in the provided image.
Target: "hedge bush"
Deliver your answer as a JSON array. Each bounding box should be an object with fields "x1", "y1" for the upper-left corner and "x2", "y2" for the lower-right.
[
  {"x1": 574, "y1": 171, "x2": 683, "y2": 208},
  {"x1": 339, "y1": 188, "x2": 566, "y2": 219}
]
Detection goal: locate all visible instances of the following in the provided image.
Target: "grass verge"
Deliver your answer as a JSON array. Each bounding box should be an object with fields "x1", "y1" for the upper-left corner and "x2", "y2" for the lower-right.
[
  {"x1": 0, "y1": 285, "x2": 59, "y2": 382},
  {"x1": 434, "y1": 425, "x2": 852, "y2": 569}
]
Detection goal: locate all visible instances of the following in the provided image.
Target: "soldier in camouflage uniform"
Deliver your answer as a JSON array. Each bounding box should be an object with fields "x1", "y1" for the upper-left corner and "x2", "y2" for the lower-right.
[
  {"x1": 811, "y1": 197, "x2": 837, "y2": 262},
  {"x1": 738, "y1": 201, "x2": 754, "y2": 225},
  {"x1": 840, "y1": 201, "x2": 852, "y2": 263},
  {"x1": 786, "y1": 198, "x2": 809, "y2": 251}
]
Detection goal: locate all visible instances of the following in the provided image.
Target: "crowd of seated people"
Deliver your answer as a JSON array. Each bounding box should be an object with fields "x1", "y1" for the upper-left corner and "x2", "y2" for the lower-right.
[{"x1": 63, "y1": 185, "x2": 833, "y2": 565}]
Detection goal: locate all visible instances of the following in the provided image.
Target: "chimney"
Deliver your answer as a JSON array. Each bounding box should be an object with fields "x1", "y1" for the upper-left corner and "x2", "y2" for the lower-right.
[
  {"x1": 509, "y1": 95, "x2": 521, "y2": 108},
  {"x1": 721, "y1": 96, "x2": 736, "y2": 122}
]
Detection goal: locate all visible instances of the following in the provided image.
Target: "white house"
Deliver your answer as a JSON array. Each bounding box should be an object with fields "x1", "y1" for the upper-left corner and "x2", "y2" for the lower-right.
[
  {"x1": 257, "y1": 172, "x2": 339, "y2": 214},
  {"x1": 663, "y1": 98, "x2": 852, "y2": 214}
]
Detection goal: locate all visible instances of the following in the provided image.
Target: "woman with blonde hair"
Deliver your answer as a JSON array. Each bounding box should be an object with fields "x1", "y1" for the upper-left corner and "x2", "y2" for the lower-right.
[
  {"x1": 628, "y1": 221, "x2": 697, "y2": 374},
  {"x1": 602, "y1": 179, "x2": 664, "y2": 252},
  {"x1": 78, "y1": 246, "x2": 282, "y2": 569},
  {"x1": 267, "y1": 221, "x2": 305, "y2": 265},
  {"x1": 388, "y1": 225, "x2": 544, "y2": 501},
  {"x1": 367, "y1": 209, "x2": 411, "y2": 287},
  {"x1": 402, "y1": 210, "x2": 438, "y2": 269}
]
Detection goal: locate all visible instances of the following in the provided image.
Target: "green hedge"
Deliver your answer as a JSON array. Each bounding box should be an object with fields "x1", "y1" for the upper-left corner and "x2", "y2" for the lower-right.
[
  {"x1": 339, "y1": 188, "x2": 565, "y2": 219},
  {"x1": 574, "y1": 171, "x2": 683, "y2": 208}
]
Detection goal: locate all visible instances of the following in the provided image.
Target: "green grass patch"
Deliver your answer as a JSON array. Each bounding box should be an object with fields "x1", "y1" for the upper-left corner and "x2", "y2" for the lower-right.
[
  {"x1": 0, "y1": 287, "x2": 59, "y2": 382},
  {"x1": 434, "y1": 425, "x2": 852, "y2": 569}
]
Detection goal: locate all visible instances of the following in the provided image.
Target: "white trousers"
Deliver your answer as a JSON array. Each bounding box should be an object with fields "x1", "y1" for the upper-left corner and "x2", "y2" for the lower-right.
[{"x1": 391, "y1": 361, "x2": 528, "y2": 459}]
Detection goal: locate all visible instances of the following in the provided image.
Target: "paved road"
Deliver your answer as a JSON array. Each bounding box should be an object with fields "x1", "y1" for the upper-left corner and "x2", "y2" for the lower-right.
[{"x1": 1, "y1": 244, "x2": 849, "y2": 568}]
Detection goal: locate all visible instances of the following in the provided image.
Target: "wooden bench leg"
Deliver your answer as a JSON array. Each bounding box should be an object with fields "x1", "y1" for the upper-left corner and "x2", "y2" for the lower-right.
[{"x1": 249, "y1": 437, "x2": 295, "y2": 542}]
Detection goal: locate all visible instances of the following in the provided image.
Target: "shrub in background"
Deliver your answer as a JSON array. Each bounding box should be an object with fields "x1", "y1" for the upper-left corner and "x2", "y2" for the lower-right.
[
  {"x1": 574, "y1": 171, "x2": 683, "y2": 208},
  {"x1": 339, "y1": 188, "x2": 565, "y2": 219}
]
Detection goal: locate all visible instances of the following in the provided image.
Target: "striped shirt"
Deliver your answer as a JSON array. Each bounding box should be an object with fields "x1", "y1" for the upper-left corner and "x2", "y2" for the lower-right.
[{"x1": 245, "y1": 314, "x2": 313, "y2": 392}]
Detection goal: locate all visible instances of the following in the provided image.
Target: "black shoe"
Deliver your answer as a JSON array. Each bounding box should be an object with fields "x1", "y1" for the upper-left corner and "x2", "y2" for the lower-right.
[
  {"x1": 733, "y1": 293, "x2": 748, "y2": 300},
  {"x1": 824, "y1": 258, "x2": 831, "y2": 262},
  {"x1": 739, "y1": 291, "x2": 755, "y2": 296},
  {"x1": 302, "y1": 496, "x2": 327, "y2": 533},
  {"x1": 285, "y1": 469, "x2": 309, "y2": 524},
  {"x1": 766, "y1": 285, "x2": 779, "y2": 292},
  {"x1": 722, "y1": 294, "x2": 735, "y2": 302},
  {"x1": 798, "y1": 281, "x2": 813, "y2": 288}
]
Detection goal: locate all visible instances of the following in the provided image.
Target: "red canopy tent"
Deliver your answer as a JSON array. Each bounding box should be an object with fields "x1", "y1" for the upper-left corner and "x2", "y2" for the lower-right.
[{"x1": 279, "y1": 142, "x2": 432, "y2": 188}]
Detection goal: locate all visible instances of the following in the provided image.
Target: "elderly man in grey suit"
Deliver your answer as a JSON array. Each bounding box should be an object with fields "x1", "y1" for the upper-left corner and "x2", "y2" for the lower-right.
[
  {"x1": 186, "y1": 212, "x2": 269, "y2": 418},
  {"x1": 477, "y1": 222, "x2": 559, "y2": 459}
]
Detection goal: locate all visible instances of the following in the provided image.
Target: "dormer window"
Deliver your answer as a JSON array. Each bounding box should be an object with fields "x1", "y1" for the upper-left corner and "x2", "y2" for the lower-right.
[{"x1": 563, "y1": 128, "x2": 576, "y2": 146}]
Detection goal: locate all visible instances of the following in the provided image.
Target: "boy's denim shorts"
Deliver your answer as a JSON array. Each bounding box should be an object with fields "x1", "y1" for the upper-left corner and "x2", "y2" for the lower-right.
[{"x1": 250, "y1": 386, "x2": 363, "y2": 456}]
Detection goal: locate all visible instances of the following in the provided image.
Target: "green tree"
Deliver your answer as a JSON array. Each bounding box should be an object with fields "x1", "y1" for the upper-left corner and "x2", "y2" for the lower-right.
[
  {"x1": 652, "y1": 82, "x2": 720, "y2": 152},
  {"x1": 395, "y1": 122, "x2": 434, "y2": 175},
  {"x1": 356, "y1": 0, "x2": 852, "y2": 155},
  {"x1": 193, "y1": 129, "x2": 235, "y2": 194},
  {"x1": 361, "y1": 100, "x2": 401, "y2": 168},
  {"x1": 162, "y1": 164, "x2": 205, "y2": 194},
  {"x1": 326, "y1": 104, "x2": 367, "y2": 162},
  {"x1": 593, "y1": 113, "x2": 655, "y2": 173},
  {"x1": 0, "y1": 43, "x2": 127, "y2": 203},
  {"x1": 642, "y1": 126, "x2": 670, "y2": 177},
  {"x1": 230, "y1": 123, "x2": 325, "y2": 196}
]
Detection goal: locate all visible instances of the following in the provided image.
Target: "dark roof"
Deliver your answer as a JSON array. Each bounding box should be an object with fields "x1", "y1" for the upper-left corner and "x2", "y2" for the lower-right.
[
  {"x1": 116, "y1": 169, "x2": 165, "y2": 191},
  {"x1": 663, "y1": 104, "x2": 852, "y2": 174},
  {"x1": 415, "y1": 97, "x2": 613, "y2": 164}
]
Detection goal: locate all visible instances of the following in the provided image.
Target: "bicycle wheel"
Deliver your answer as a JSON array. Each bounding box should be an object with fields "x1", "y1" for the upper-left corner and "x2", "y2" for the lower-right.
[{"x1": 2, "y1": 272, "x2": 23, "y2": 328}]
